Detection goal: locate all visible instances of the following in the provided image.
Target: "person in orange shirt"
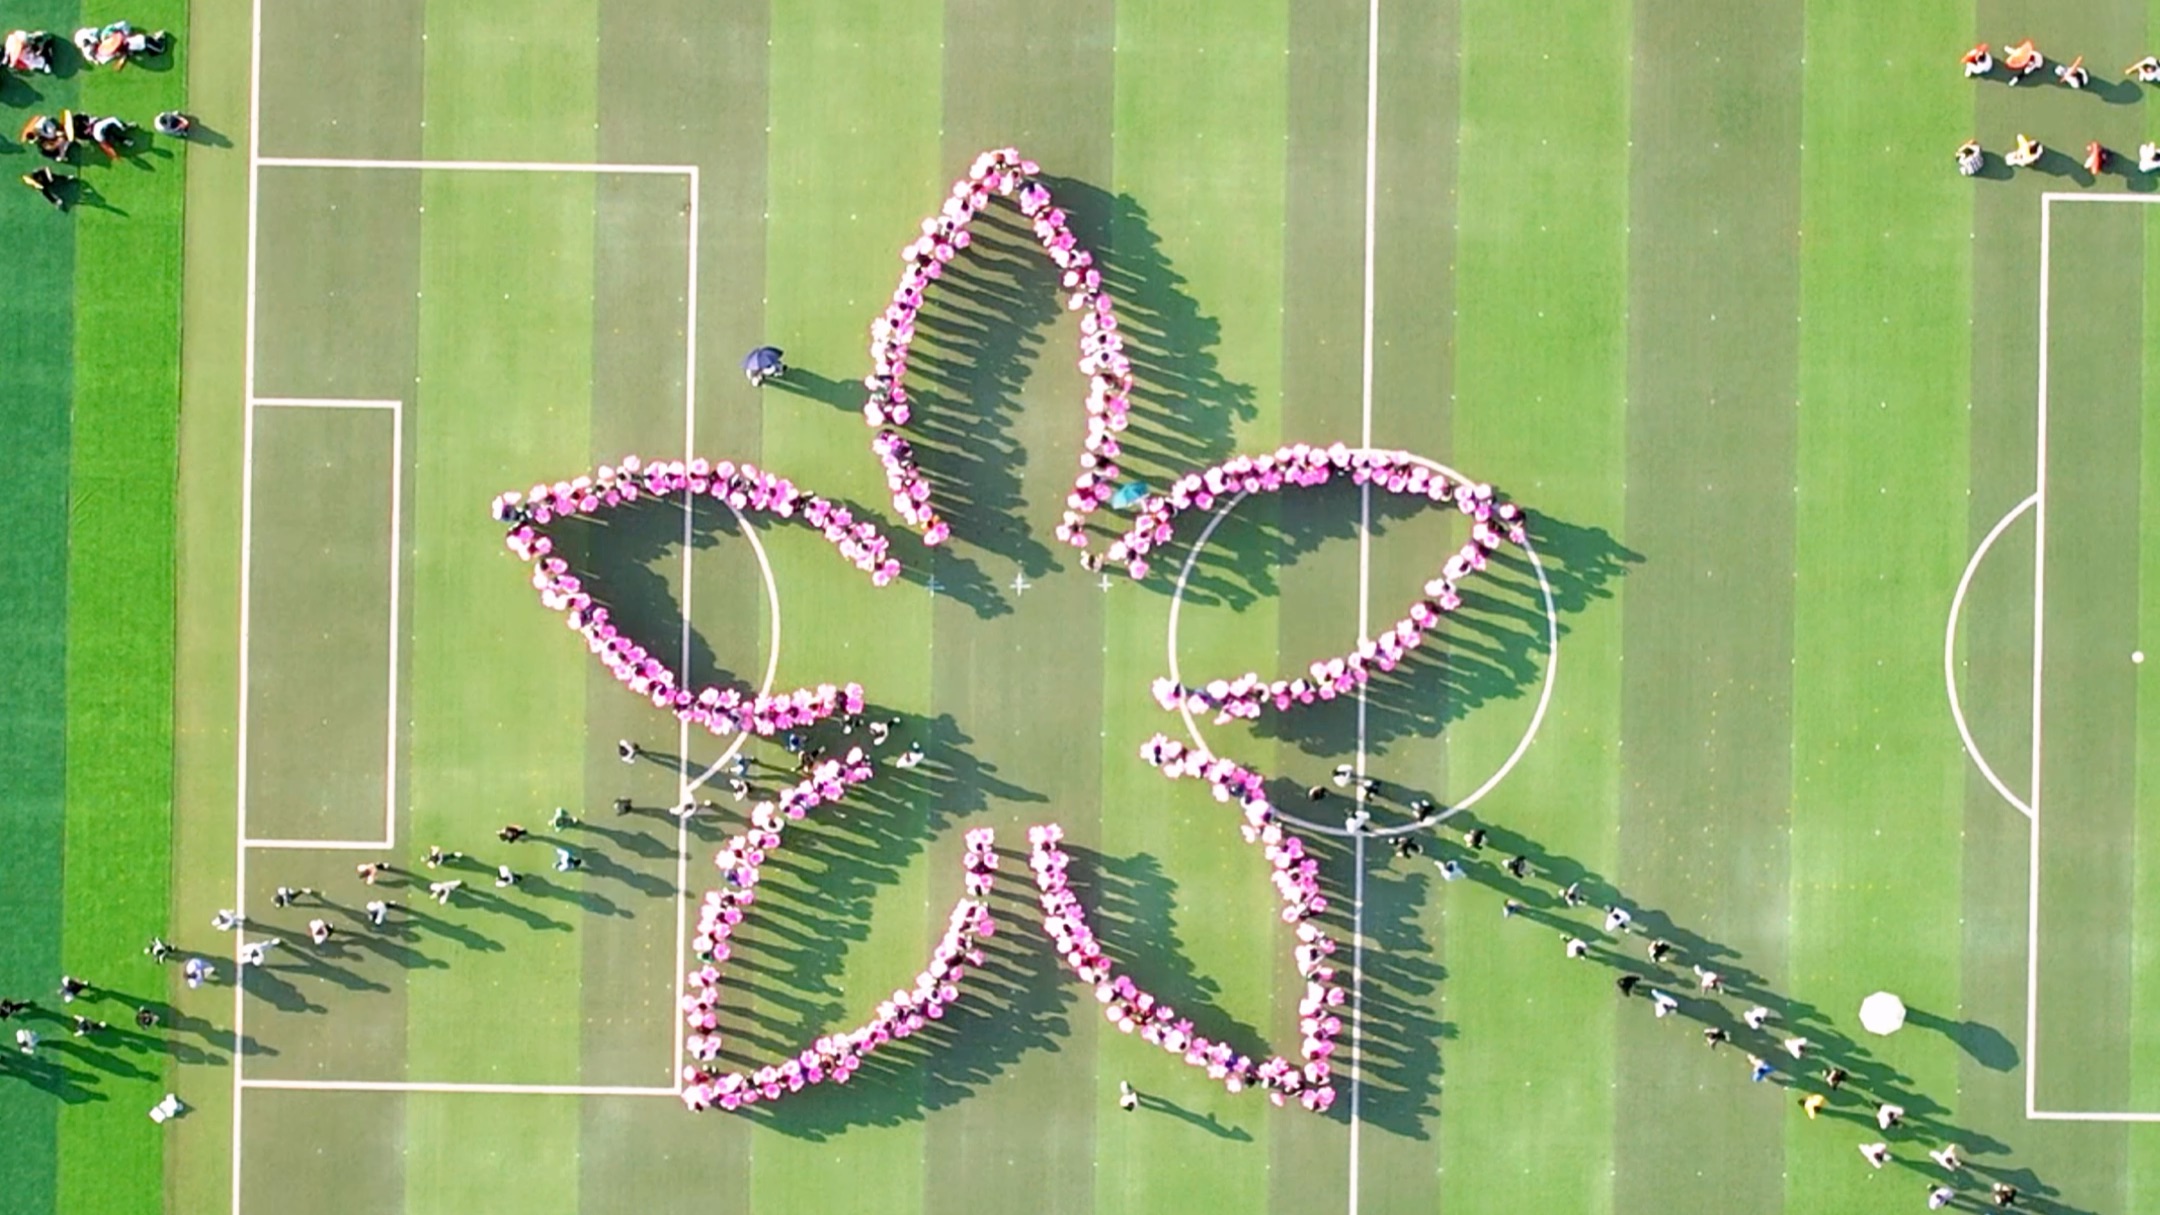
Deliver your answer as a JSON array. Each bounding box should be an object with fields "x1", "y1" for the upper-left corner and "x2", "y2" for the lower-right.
[
  {"x1": 2005, "y1": 39, "x2": 2044, "y2": 84},
  {"x1": 2086, "y1": 141, "x2": 2107, "y2": 176},
  {"x1": 1963, "y1": 43, "x2": 1994, "y2": 77}
]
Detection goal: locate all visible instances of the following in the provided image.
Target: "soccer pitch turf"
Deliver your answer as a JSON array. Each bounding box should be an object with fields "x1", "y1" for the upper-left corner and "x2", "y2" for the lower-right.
[{"x1": 6, "y1": 0, "x2": 2160, "y2": 1212}]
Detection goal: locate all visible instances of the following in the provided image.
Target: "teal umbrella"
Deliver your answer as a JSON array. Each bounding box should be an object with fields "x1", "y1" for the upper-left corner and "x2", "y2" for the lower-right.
[{"x1": 1110, "y1": 481, "x2": 1151, "y2": 511}]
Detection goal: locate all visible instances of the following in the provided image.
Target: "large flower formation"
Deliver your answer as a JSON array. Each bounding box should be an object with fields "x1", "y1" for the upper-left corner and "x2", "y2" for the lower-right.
[
  {"x1": 1127, "y1": 444, "x2": 1531, "y2": 724},
  {"x1": 496, "y1": 455, "x2": 883, "y2": 739},
  {"x1": 499, "y1": 148, "x2": 1544, "y2": 1120},
  {"x1": 862, "y1": 147, "x2": 1133, "y2": 555},
  {"x1": 677, "y1": 750, "x2": 1001, "y2": 1110}
]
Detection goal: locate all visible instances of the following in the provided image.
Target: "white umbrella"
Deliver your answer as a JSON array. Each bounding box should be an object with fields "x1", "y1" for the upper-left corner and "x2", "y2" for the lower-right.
[{"x1": 1859, "y1": 991, "x2": 1907, "y2": 1036}]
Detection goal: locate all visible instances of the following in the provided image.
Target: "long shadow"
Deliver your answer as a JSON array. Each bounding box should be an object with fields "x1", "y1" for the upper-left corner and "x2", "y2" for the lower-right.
[
  {"x1": 548, "y1": 493, "x2": 746, "y2": 694},
  {"x1": 575, "y1": 815, "x2": 679, "y2": 862},
  {"x1": 690, "y1": 712, "x2": 1072, "y2": 1136},
  {"x1": 1422, "y1": 815, "x2": 2090, "y2": 1213},
  {"x1": 1134, "y1": 1091, "x2": 1253, "y2": 1140},
  {"x1": 1041, "y1": 175, "x2": 1258, "y2": 601},
  {"x1": 766, "y1": 365, "x2": 859, "y2": 412},
  {"x1": 1063, "y1": 846, "x2": 1268, "y2": 1057},
  {"x1": 1303, "y1": 831, "x2": 1450, "y2": 1139},
  {"x1": 397, "y1": 906, "x2": 505, "y2": 954},
  {"x1": 893, "y1": 207, "x2": 1063, "y2": 591},
  {"x1": 464, "y1": 884, "x2": 584, "y2": 929},
  {"x1": 0, "y1": 1051, "x2": 106, "y2": 1103},
  {"x1": 238, "y1": 967, "x2": 327, "y2": 1015},
  {"x1": 1198, "y1": 481, "x2": 1642, "y2": 757},
  {"x1": 1907, "y1": 1006, "x2": 2018, "y2": 1073}
]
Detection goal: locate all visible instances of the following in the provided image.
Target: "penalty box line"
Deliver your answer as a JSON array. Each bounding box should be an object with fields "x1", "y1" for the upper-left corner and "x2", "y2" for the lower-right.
[
  {"x1": 2024, "y1": 191, "x2": 2160, "y2": 1124},
  {"x1": 236, "y1": 152, "x2": 706, "y2": 1170},
  {"x1": 241, "y1": 1078, "x2": 679, "y2": 1098}
]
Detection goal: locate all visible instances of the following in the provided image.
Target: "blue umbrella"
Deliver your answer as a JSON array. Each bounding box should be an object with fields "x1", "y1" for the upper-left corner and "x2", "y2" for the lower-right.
[
  {"x1": 1110, "y1": 481, "x2": 1151, "y2": 511},
  {"x1": 742, "y1": 346, "x2": 785, "y2": 376}
]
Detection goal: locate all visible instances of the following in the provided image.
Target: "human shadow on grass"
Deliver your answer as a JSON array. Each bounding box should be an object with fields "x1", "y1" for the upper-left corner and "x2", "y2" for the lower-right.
[
  {"x1": 696, "y1": 715, "x2": 1076, "y2": 1137},
  {"x1": 398, "y1": 905, "x2": 504, "y2": 955},
  {"x1": 765, "y1": 364, "x2": 858, "y2": 413},
  {"x1": 1414, "y1": 813, "x2": 2090, "y2": 1214},
  {"x1": 898, "y1": 207, "x2": 1064, "y2": 591},
  {"x1": 180, "y1": 120, "x2": 233, "y2": 149},
  {"x1": 268, "y1": 946, "x2": 391, "y2": 996},
  {"x1": 548, "y1": 494, "x2": 748, "y2": 696},
  {"x1": 1202, "y1": 486, "x2": 1639, "y2": 759},
  {"x1": 239, "y1": 968, "x2": 327, "y2": 1016},
  {"x1": 1045, "y1": 179, "x2": 1255, "y2": 492},
  {"x1": 2028, "y1": 146, "x2": 2092, "y2": 185},
  {"x1": 1134, "y1": 1090, "x2": 1253, "y2": 1140},
  {"x1": 463, "y1": 883, "x2": 583, "y2": 929},
  {"x1": 1298, "y1": 829, "x2": 1451, "y2": 1139},
  {"x1": 715, "y1": 711, "x2": 1038, "y2": 1048},
  {"x1": 571, "y1": 815, "x2": 680, "y2": 863},
  {"x1": 0, "y1": 71, "x2": 45, "y2": 106},
  {"x1": 143, "y1": 998, "x2": 283, "y2": 1058},
  {"x1": 1906, "y1": 1006, "x2": 2018, "y2": 1073},
  {"x1": 2073, "y1": 74, "x2": 2142, "y2": 105},
  {"x1": 1062, "y1": 844, "x2": 1268, "y2": 1050},
  {"x1": 0, "y1": 1052, "x2": 106, "y2": 1103}
]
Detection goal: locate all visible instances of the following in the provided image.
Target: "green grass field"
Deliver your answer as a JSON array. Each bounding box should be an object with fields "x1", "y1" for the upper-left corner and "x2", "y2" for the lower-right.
[{"x1": 7, "y1": 0, "x2": 2160, "y2": 1212}]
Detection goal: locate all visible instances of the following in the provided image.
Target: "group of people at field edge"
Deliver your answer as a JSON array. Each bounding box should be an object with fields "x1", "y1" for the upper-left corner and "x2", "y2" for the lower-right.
[
  {"x1": 1959, "y1": 39, "x2": 2160, "y2": 179},
  {"x1": 1387, "y1": 796, "x2": 2028, "y2": 1207},
  {"x1": 4, "y1": 22, "x2": 190, "y2": 212}
]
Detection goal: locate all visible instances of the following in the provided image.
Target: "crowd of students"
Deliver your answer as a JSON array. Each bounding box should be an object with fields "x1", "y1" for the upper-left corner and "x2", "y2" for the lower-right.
[
  {"x1": 496, "y1": 454, "x2": 883, "y2": 739},
  {"x1": 5, "y1": 22, "x2": 186, "y2": 212},
  {"x1": 1018, "y1": 735, "x2": 1348, "y2": 1113},
  {"x1": 1960, "y1": 39, "x2": 2160, "y2": 179},
  {"x1": 857, "y1": 147, "x2": 1136, "y2": 557},
  {"x1": 1127, "y1": 446, "x2": 1530, "y2": 723},
  {"x1": 678, "y1": 747, "x2": 1000, "y2": 1110}
]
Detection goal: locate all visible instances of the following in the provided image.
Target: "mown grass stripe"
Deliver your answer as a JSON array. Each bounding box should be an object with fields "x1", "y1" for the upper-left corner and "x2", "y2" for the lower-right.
[
  {"x1": 1790, "y1": 0, "x2": 1975, "y2": 1206},
  {"x1": 1614, "y1": 1, "x2": 1804, "y2": 1211},
  {"x1": 0, "y1": 4, "x2": 80, "y2": 1209},
  {"x1": 919, "y1": 3, "x2": 1114, "y2": 1212},
  {"x1": 750, "y1": 0, "x2": 940, "y2": 1208},
  {"x1": 1442, "y1": 0, "x2": 1629, "y2": 1210},
  {"x1": 56, "y1": 2, "x2": 189, "y2": 1211},
  {"x1": 1099, "y1": 2, "x2": 1288, "y2": 1212},
  {"x1": 1354, "y1": 0, "x2": 1464, "y2": 1199},
  {"x1": 399, "y1": 167, "x2": 598, "y2": 1215}
]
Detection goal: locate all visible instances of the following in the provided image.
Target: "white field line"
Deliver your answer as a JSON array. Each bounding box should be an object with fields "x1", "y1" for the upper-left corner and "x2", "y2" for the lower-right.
[
  {"x1": 238, "y1": 397, "x2": 405, "y2": 852},
  {"x1": 388, "y1": 399, "x2": 405, "y2": 849},
  {"x1": 1941, "y1": 494, "x2": 2039, "y2": 820},
  {"x1": 234, "y1": 0, "x2": 266, "y2": 1204},
  {"x1": 240, "y1": 1078, "x2": 677, "y2": 1098},
  {"x1": 683, "y1": 520, "x2": 783, "y2": 796},
  {"x1": 2026, "y1": 195, "x2": 2051, "y2": 1120},
  {"x1": 2045, "y1": 191, "x2": 2160, "y2": 206},
  {"x1": 257, "y1": 156, "x2": 699, "y2": 176},
  {"x1": 1348, "y1": 0, "x2": 1382, "y2": 1205},
  {"x1": 2028, "y1": 1108, "x2": 2160, "y2": 1122},
  {"x1": 672, "y1": 166, "x2": 701, "y2": 1080},
  {"x1": 250, "y1": 397, "x2": 399, "y2": 410},
  {"x1": 1995, "y1": 191, "x2": 2160, "y2": 1124},
  {"x1": 231, "y1": 147, "x2": 709, "y2": 1183}
]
